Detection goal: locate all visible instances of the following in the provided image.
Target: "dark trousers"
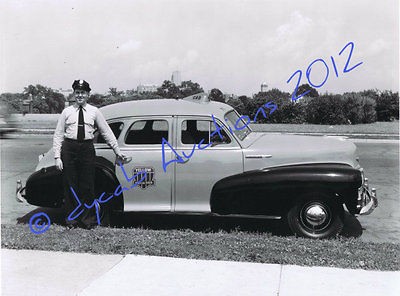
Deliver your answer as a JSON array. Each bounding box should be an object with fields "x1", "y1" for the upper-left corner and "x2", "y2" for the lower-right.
[{"x1": 61, "y1": 139, "x2": 96, "y2": 227}]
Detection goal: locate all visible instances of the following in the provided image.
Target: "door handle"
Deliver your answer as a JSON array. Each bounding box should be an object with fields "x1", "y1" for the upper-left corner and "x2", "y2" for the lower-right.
[
  {"x1": 177, "y1": 156, "x2": 190, "y2": 164},
  {"x1": 115, "y1": 156, "x2": 132, "y2": 166},
  {"x1": 245, "y1": 155, "x2": 272, "y2": 159}
]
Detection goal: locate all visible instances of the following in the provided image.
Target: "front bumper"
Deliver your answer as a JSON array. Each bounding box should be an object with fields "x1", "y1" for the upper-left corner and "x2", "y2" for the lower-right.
[{"x1": 357, "y1": 181, "x2": 378, "y2": 215}]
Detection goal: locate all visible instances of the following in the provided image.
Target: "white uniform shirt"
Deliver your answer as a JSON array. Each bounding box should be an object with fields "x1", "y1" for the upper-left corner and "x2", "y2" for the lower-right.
[{"x1": 53, "y1": 103, "x2": 120, "y2": 158}]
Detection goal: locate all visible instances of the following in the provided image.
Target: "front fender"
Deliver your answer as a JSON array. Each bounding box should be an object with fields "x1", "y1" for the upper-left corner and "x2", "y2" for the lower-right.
[
  {"x1": 210, "y1": 163, "x2": 362, "y2": 216},
  {"x1": 25, "y1": 165, "x2": 63, "y2": 207},
  {"x1": 25, "y1": 157, "x2": 121, "y2": 208}
]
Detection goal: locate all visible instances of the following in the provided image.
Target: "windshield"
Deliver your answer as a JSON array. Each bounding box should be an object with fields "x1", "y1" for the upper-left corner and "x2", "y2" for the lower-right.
[{"x1": 224, "y1": 110, "x2": 252, "y2": 140}]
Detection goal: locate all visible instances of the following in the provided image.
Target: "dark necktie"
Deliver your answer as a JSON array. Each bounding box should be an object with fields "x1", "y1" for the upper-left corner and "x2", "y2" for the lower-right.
[{"x1": 77, "y1": 106, "x2": 85, "y2": 141}]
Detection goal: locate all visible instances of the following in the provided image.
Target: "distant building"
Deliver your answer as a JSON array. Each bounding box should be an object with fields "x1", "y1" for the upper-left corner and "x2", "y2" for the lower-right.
[
  {"x1": 171, "y1": 71, "x2": 181, "y2": 86},
  {"x1": 261, "y1": 82, "x2": 268, "y2": 92},
  {"x1": 137, "y1": 84, "x2": 159, "y2": 93},
  {"x1": 223, "y1": 93, "x2": 238, "y2": 101},
  {"x1": 22, "y1": 94, "x2": 34, "y2": 113},
  {"x1": 55, "y1": 88, "x2": 73, "y2": 107}
]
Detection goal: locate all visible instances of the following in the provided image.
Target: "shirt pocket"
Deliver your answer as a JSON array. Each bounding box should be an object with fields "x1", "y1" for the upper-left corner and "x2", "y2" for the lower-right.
[
  {"x1": 65, "y1": 116, "x2": 76, "y2": 126},
  {"x1": 85, "y1": 116, "x2": 95, "y2": 128}
]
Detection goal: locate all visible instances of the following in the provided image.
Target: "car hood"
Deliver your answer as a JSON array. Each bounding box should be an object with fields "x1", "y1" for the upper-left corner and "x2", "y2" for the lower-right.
[{"x1": 242, "y1": 133, "x2": 358, "y2": 171}]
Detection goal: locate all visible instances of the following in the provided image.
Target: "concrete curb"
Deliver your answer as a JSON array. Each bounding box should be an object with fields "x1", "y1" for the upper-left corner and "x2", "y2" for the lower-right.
[{"x1": 2, "y1": 249, "x2": 399, "y2": 296}]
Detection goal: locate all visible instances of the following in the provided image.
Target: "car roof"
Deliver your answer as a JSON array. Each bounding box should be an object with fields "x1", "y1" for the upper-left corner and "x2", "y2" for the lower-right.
[{"x1": 100, "y1": 98, "x2": 235, "y2": 120}]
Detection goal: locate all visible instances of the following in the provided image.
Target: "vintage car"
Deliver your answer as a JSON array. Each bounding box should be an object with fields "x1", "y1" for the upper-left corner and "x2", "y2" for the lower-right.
[{"x1": 16, "y1": 93, "x2": 377, "y2": 238}]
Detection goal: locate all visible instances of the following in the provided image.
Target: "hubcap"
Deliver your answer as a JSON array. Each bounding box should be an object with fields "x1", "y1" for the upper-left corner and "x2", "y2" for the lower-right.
[{"x1": 304, "y1": 204, "x2": 327, "y2": 226}]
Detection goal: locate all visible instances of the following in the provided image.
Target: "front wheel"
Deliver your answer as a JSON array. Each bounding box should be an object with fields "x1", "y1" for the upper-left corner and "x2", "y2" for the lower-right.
[{"x1": 287, "y1": 195, "x2": 344, "y2": 239}]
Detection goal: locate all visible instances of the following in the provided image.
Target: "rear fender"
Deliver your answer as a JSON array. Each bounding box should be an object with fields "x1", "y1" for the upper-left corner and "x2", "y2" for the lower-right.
[{"x1": 210, "y1": 163, "x2": 362, "y2": 216}]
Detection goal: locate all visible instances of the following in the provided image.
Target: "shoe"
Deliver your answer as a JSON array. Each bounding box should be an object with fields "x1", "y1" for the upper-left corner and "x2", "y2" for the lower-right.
[{"x1": 66, "y1": 223, "x2": 79, "y2": 229}]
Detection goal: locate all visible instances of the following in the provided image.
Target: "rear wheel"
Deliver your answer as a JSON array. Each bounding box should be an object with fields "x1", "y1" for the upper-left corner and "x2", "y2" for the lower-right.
[{"x1": 287, "y1": 193, "x2": 344, "y2": 239}]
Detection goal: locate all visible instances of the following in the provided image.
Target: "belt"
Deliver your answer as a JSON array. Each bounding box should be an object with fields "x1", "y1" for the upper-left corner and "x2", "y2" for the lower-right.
[{"x1": 64, "y1": 138, "x2": 93, "y2": 143}]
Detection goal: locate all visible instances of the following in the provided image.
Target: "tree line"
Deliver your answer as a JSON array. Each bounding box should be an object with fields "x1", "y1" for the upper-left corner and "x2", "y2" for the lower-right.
[
  {"x1": 1, "y1": 81, "x2": 398, "y2": 124},
  {"x1": 231, "y1": 86, "x2": 399, "y2": 124}
]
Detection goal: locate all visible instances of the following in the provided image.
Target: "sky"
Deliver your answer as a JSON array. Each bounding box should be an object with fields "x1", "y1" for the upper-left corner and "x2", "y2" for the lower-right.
[{"x1": 1, "y1": 0, "x2": 398, "y2": 96}]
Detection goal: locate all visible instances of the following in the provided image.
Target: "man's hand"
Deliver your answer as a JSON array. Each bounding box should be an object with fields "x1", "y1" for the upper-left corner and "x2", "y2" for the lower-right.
[
  {"x1": 55, "y1": 158, "x2": 63, "y2": 171},
  {"x1": 115, "y1": 153, "x2": 132, "y2": 165},
  {"x1": 116, "y1": 152, "x2": 127, "y2": 160}
]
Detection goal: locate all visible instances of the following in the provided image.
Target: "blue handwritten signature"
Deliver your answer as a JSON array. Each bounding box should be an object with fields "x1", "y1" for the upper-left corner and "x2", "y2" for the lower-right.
[
  {"x1": 161, "y1": 101, "x2": 277, "y2": 172},
  {"x1": 30, "y1": 42, "x2": 362, "y2": 234}
]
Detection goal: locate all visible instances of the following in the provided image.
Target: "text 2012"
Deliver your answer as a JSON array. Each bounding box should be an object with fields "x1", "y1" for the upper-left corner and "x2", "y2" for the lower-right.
[{"x1": 287, "y1": 41, "x2": 363, "y2": 101}]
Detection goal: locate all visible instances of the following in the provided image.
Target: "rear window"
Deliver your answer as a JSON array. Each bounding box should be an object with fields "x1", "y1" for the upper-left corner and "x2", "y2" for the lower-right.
[{"x1": 125, "y1": 120, "x2": 168, "y2": 144}]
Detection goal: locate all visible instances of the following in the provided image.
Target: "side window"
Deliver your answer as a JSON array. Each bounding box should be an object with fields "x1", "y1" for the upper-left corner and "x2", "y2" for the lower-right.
[
  {"x1": 181, "y1": 120, "x2": 231, "y2": 145},
  {"x1": 125, "y1": 120, "x2": 168, "y2": 145},
  {"x1": 93, "y1": 122, "x2": 124, "y2": 143}
]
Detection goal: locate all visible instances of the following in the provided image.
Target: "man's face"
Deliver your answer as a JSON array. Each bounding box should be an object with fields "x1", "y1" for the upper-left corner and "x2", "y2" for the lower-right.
[{"x1": 74, "y1": 90, "x2": 89, "y2": 105}]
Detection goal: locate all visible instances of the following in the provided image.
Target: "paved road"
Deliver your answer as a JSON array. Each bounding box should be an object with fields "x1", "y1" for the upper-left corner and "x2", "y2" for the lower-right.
[{"x1": 1, "y1": 134, "x2": 399, "y2": 243}]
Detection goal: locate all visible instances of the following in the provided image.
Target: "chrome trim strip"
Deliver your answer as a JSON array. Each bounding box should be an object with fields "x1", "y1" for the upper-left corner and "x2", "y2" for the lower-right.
[
  {"x1": 212, "y1": 213, "x2": 281, "y2": 220},
  {"x1": 245, "y1": 155, "x2": 272, "y2": 159}
]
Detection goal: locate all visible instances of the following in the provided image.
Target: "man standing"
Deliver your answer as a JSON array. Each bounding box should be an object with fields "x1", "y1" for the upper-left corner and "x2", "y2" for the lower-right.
[{"x1": 53, "y1": 79, "x2": 125, "y2": 229}]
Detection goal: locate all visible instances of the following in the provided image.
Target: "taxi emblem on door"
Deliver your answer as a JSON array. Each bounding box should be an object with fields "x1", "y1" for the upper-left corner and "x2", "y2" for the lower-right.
[{"x1": 132, "y1": 167, "x2": 155, "y2": 189}]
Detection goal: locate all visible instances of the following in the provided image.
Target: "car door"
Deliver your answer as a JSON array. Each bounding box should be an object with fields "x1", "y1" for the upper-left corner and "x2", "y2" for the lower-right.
[
  {"x1": 173, "y1": 116, "x2": 243, "y2": 212},
  {"x1": 114, "y1": 117, "x2": 173, "y2": 211}
]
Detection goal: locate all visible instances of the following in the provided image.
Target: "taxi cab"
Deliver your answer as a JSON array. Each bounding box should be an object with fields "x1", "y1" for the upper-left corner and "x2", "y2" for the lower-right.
[{"x1": 16, "y1": 93, "x2": 378, "y2": 239}]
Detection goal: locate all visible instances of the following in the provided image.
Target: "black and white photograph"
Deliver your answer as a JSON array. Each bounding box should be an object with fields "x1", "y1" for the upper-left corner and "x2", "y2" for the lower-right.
[{"x1": 1, "y1": 0, "x2": 399, "y2": 295}]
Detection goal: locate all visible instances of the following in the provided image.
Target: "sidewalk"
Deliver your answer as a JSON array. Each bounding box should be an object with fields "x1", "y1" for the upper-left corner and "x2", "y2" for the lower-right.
[{"x1": 2, "y1": 249, "x2": 399, "y2": 296}]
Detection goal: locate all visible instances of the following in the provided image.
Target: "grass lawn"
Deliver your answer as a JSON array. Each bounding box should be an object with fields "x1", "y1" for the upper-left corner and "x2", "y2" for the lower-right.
[{"x1": 2, "y1": 224, "x2": 399, "y2": 271}]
